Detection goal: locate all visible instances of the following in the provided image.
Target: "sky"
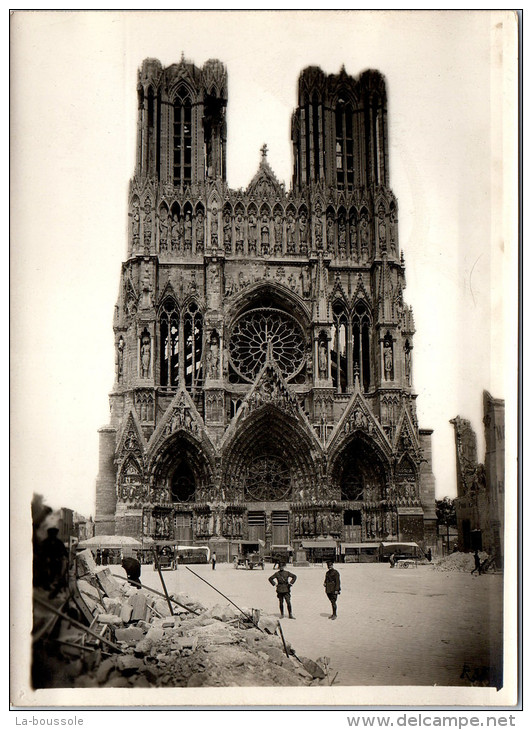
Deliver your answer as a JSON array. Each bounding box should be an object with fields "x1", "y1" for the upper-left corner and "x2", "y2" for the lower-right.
[{"x1": 11, "y1": 10, "x2": 517, "y2": 520}]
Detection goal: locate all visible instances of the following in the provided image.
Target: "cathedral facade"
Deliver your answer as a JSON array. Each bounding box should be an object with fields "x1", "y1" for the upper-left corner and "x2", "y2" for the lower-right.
[{"x1": 94, "y1": 56, "x2": 437, "y2": 555}]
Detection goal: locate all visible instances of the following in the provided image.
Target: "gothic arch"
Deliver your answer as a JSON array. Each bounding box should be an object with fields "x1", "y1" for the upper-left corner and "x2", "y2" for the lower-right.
[
  {"x1": 328, "y1": 431, "x2": 391, "y2": 502},
  {"x1": 223, "y1": 280, "x2": 311, "y2": 330},
  {"x1": 222, "y1": 404, "x2": 322, "y2": 502},
  {"x1": 149, "y1": 430, "x2": 215, "y2": 503}
]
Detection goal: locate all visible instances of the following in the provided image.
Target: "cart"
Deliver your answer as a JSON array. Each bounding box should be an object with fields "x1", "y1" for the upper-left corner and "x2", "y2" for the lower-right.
[
  {"x1": 152, "y1": 542, "x2": 178, "y2": 570},
  {"x1": 393, "y1": 554, "x2": 419, "y2": 569},
  {"x1": 232, "y1": 541, "x2": 265, "y2": 569}
]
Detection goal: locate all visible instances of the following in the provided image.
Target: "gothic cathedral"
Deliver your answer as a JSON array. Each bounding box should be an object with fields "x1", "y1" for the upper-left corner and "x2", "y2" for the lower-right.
[{"x1": 94, "y1": 57, "x2": 437, "y2": 556}]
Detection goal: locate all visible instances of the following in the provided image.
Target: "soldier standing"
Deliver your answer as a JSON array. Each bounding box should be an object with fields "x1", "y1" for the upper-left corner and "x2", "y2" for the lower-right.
[
  {"x1": 268, "y1": 562, "x2": 297, "y2": 619},
  {"x1": 323, "y1": 560, "x2": 341, "y2": 620}
]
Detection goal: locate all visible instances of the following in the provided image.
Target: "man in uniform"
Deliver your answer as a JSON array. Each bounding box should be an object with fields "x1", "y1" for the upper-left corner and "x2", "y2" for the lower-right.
[
  {"x1": 323, "y1": 560, "x2": 341, "y2": 620},
  {"x1": 268, "y1": 562, "x2": 297, "y2": 619},
  {"x1": 121, "y1": 555, "x2": 142, "y2": 587}
]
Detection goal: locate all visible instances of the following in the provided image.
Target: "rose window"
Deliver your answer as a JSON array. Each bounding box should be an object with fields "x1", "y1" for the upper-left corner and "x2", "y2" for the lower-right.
[
  {"x1": 228, "y1": 308, "x2": 305, "y2": 382},
  {"x1": 244, "y1": 455, "x2": 291, "y2": 502}
]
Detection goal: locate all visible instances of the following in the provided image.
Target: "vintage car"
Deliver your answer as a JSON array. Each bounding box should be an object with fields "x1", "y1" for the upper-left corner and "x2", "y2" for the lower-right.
[
  {"x1": 152, "y1": 542, "x2": 178, "y2": 571},
  {"x1": 232, "y1": 541, "x2": 265, "y2": 569}
]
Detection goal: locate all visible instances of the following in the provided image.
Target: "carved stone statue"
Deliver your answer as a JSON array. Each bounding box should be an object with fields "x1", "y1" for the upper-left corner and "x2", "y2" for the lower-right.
[
  {"x1": 211, "y1": 207, "x2": 219, "y2": 247},
  {"x1": 184, "y1": 212, "x2": 192, "y2": 249},
  {"x1": 223, "y1": 213, "x2": 232, "y2": 251},
  {"x1": 117, "y1": 337, "x2": 125, "y2": 381},
  {"x1": 404, "y1": 343, "x2": 412, "y2": 385},
  {"x1": 207, "y1": 331, "x2": 220, "y2": 379},
  {"x1": 314, "y1": 217, "x2": 323, "y2": 248},
  {"x1": 261, "y1": 216, "x2": 270, "y2": 254},
  {"x1": 384, "y1": 342, "x2": 393, "y2": 380},
  {"x1": 326, "y1": 215, "x2": 335, "y2": 249},
  {"x1": 378, "y1": 205, "x2": 387, "y2": 252},
  {"x1": 195, "y1": 211, "x2": 205, "y2": 251},
  {"x1": 318, "y1": 340, "x2": 328, "y2": 379},
  {"x1": 171, "y1": 214, "x2": 179, "y2": 251},
  {"x1": 299, "y1": 213, "x2": 308, "y2": 252},
  {"x1": 159, "y1": 212, "x2": 168, "y2": 252},
  {"x1": 274, "y1": 215, "x2": 282, "y2": 252},
  {"x1": 287, "y1": 213, "x2": 295, "y2": 252},
  {"x1": 140, "y1": 336, "x2": 151, "y2": 378},
  {"x1": 301, "y1": 265, "x2": 311, "y2": 298},
  {"x1": 248, "y1": 214, "x2": 257, "y2": 253}
]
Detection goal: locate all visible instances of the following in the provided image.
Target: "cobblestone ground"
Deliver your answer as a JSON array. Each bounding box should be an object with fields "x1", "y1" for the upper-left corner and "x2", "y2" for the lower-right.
[{"x1": 139, "y1": 561, "x2": 503, "y2": 687}]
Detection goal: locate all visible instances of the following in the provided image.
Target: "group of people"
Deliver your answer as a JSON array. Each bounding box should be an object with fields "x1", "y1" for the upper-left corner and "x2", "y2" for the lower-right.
[{"x1": 268, "y1": 560, "x2": 341, "y2": 620}]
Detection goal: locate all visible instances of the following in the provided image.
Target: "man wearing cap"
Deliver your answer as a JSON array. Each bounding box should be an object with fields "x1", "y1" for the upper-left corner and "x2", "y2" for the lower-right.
[
  {"x1": 268, "y1": 562, "x2": 297, "y2": 619},
  {"x1": 39, "y1": 527, "x2": 69, "y2": 598},
  {"x1": 121, "y1": 555, "x2": 142, "y2": 588},
  {"x1": 323, "y1": 560, "x2": 341, "y2": 620}
]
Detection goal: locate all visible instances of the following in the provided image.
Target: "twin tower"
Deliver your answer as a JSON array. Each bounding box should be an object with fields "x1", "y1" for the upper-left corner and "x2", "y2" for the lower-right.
[{"x1": 95, "y1": 56, "x2": 437, "y2": 558}]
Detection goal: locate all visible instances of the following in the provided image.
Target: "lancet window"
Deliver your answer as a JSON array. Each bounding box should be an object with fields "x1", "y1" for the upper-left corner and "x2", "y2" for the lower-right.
[
  {"x1": 335, "y1": 99, "x2": 355, "y2": 189},
  {"x1": 332, "y1": 300, "x2": 372, "y2": 392},
  {"x1": 159, "y1": 298, "x2": 180, "y2": 387},
  {"x1": 173, "y1": 89, "x2": 192, "y2": 187},
  {"x1": 305, "y1": 92, "x2": 323, "y2": 183},
  {"x1": 184, "y1": 301, "x2": 203, "y2": 389},
  {"x1": 160, "y1": 298, "x2": 204, "y2": 390}
]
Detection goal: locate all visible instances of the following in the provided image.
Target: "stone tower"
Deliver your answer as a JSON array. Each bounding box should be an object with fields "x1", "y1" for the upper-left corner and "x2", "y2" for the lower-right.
[{"x1": 95, "y1": 57, "x2": 437, "y2": 555}]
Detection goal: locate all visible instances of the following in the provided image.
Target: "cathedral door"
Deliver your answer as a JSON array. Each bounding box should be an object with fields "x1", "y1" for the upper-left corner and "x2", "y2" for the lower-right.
[
  {"x1": 271, "y1": 510, "x2": 289, "y2": 546},
  {"x1": 247, "y1": 511, "x2": 266, "y2": 543},
  {"x1": 174, "y1": 512, "x2": 193, "y2": 543},
  {"x1": 343, "y1": 509, "x2": 362, "y2": 541}
]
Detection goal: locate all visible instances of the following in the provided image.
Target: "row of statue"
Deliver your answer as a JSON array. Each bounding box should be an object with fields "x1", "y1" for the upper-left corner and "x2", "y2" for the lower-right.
[{"x1": 131, "y1": 201, "x2": 398, "y2": 260}]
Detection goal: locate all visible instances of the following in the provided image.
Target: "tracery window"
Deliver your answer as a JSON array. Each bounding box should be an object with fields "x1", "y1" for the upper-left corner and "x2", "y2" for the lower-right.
[
  {"x1": 331, "y1": 300, "x2": 372, "y2": 392},
  {"x1": 332, "y1": 301, "x2": 348, "y2": 393},
  {"x1": 160, "y1": 298, "x2": 179, "y2": 387},
  {"x1": 173, "y1": 90, "x2": 192, "y2": 186},
  {"x1": 228, "y1": 308, "x2": 305, "y2": 383},
  {"x1": 184, "y1": 301, "x2": 203, "y2": 389},
  {"x1": 245, "y1": 455, "x2": 291, "y2": 502},
  {"x1": 335, "y1": 99, "x2": 354, "y2": 189},
  {"x1": 353, "y1": 301, "x2": 371, "y2": 391},
  {"x1": 160, "y1": 298, "x2": 204, "y2": 390}
]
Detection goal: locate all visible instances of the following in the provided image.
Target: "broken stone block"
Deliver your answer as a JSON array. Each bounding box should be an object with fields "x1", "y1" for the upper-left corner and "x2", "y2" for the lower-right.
[
  {"x1": 133, "y1": 639, "x2": 152, "y2": 656},
  {"x1": 95, "y1": 657, "x2": 116, "y2": 684},
  {"x1": 153, "y1": 598, "x2": 173, "y2": 617},
  {"x1": 116, "y1": 655, "x2": 144, "y2": 674},
  {"x1": 95, "y1": 568, "x2": 122, "y2": 598},
  {"x1": 262, "y1": 646, "x2": 287, "y2": 665},
  {"x1": 102, "y1": 597, "x2": 122, "y2": 613},
  {"x1": 77, "y1": 579, "x2": 100, "y2": 601},
  {"x1": 130, "y1": 592, "x2": 148, "y2": 621},
  {"x1": 76, "y1": 550, "x2": 98, "y2": 577},
  {"x1": 162, "y1": 619, "x2": 176, "y2": 629},
  {"x1": 120, "y1": 604, "x2": 133, "y2": 623},
  {"x1": 300, "y1": 657, "x2": 326, "y2": 679},
  {"x1": 145, "y1": 627, "x2": 164, "y2": 644},
  {"x1": 257, "y1": 616, "x2": 278, "y2": 634},
  {"x1": 115, "y1": 626, "x2": 146, "y2": 643},
  {"x1": 96, "y1": 613, "x2": 123, "y2": 625}
]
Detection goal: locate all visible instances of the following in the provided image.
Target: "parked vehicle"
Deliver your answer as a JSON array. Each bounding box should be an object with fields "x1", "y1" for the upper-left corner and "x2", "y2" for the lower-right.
[
  {"x1": 232, "y1": 541, "x2": 265, "y2": 569},
  {"x1": 152, "y1": 542, "x2": 178, "y2": 570}
]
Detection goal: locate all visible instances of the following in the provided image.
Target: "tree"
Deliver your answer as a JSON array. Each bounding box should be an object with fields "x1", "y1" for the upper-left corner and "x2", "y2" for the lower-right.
[{"x1": 435, "y1": 497, "x2": 457, "y2": 553}]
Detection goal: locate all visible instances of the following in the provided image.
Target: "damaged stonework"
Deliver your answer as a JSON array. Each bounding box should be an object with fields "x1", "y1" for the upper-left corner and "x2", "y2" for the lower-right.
[{"x1": 32, "y1": 550, "x2": 334, "y2": 689}]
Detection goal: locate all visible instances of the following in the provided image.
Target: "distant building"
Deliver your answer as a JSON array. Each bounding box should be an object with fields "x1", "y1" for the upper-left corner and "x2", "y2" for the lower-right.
[
  {"x1": 75, "y1": 514, "x2": 95, "y2": 542},
  {"x1": 451, "y1": 391, "x2": 504, "y2": 562},
  {"x1": 94, "y1": 56, "x2": 437, "y2": 555}
]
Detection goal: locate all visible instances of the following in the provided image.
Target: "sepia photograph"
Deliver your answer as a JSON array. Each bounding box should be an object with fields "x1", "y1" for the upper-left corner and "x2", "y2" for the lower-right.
[{"x1": 10, "y1": 9, "x2": 519, "y2": 712}]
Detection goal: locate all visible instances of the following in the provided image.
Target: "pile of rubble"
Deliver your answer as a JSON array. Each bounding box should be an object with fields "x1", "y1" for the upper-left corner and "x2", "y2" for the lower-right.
[
  {"x1": 430, "y1": 551, "x2": 488, "y2": 572},
  {"x1": 34, "y1": 550, "x2": 333, "y2": 689}
]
